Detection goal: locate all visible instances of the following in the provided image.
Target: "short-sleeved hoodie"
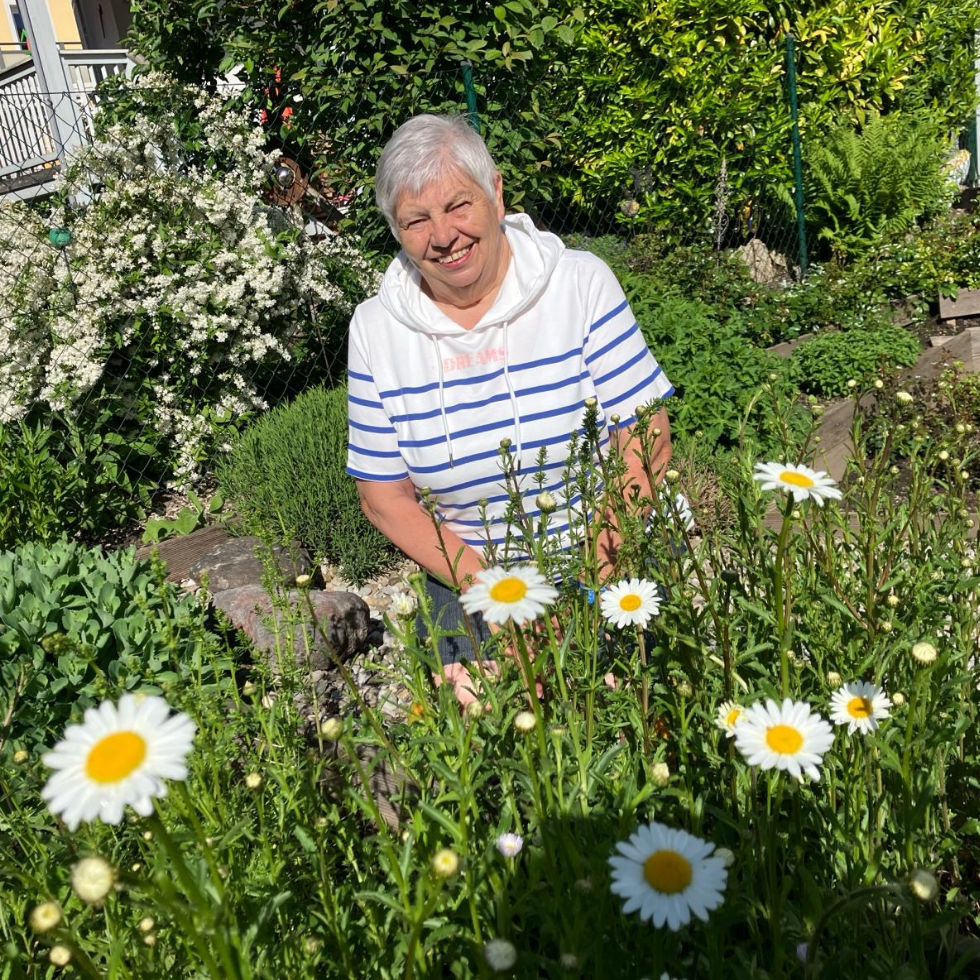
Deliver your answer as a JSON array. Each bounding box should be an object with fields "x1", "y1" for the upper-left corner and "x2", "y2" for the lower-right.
[{"x1": 347, "y1": 212, "x2": 673, "y2": 557}]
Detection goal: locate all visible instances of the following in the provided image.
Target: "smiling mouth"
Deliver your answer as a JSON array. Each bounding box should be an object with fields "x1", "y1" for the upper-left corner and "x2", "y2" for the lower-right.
[{"x1": 436, "y1": 244, "x2": 473, "y2": 265}]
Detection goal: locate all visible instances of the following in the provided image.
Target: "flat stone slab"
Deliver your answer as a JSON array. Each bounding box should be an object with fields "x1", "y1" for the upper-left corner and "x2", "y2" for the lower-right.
[{"x1": 189, "y1": 536, "x2": 312, "y2": 591}]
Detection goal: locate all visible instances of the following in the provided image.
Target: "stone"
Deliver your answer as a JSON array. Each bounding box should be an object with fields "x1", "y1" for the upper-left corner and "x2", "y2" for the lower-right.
[
  {"x1": 212, "y1": 585, "x2": 370, "y2": 670},
  {"x1": 734, "y1": 238, "x2": 796, "y2": 284},
  {"x1": 189, "y1": 536, "x2": 312, "y2": 592}
]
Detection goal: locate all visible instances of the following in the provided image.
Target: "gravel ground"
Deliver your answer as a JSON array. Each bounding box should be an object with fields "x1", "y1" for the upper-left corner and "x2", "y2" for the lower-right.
[{"x1": 312, "y1": 557, "x2": 422, "y2": 726}]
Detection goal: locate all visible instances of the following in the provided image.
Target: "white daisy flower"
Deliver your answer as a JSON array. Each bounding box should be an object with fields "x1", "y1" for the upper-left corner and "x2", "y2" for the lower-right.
[
  {"x1": 460, "y1": 565, "x2": 558, "y2": 625},
  {"x1": 609, "y1": 820, "x2": 728, "y2": 930},
  {"x1": 715, "y1": 701, "x2": 744, "y2": 738},
  {"x1": 734, "y1": 698, "x2": 834, "y2": 782},
  {"x1": 753, "y1": 462, "x2": 842, "y2": 505},
  {"x1": 41, "y1": 695, "x2": 196, "y2": 831},
  {"x1": 601, "y1": 578, "x2": 662, "y2": 629},
  {"x1": 830, "y1": 681, "x2": 891, "y2": 735},
  {"x1": 496, "y1": 833, "x2": 524, "y2": 858}
]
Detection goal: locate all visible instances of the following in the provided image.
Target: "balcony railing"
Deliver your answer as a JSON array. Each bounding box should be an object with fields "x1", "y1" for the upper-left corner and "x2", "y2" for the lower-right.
[{"x1": 0, "y1": 47, "x2": 132, "y2": 199}]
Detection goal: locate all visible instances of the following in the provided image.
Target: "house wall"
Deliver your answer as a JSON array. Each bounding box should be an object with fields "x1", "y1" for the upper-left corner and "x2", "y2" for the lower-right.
[{"x1": 0, "y1": 1, "x2": 82, "y2": 48}]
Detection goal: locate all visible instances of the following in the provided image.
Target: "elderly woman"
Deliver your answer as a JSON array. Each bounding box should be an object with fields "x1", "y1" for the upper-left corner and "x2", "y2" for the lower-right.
[{"x1": 346, "y1": 114, "x2": 673, "y2": 700}]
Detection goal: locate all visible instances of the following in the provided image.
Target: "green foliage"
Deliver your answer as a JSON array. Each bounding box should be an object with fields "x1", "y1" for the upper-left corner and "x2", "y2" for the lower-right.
[
  {"x1": 791, "y1": 325, "x2": 921, "y2": 397},
  {"x1": 5, "y1": 396, "x2": 980, "y2": 976},
  {"x1": 851, "y1": 209, "x2": 980, "y2": 302},
  {"x1": 126, "y1": 0, "x2": 579, "y2": 251},
  {"x1": 621, "y1": 281, "x2": 806, "y2": 453},
  {"x1": 0, "y1": 541, "x2": 213, "y2": 753},
  {"x1": 791, "y1": 111, "x2": 954, "y2": 261},
  {"x1": 142, "y1": 490, "x2": 225, "y2": 545},
  {"x1": 0, "y1": 414, "x2": 143, "y2": 551},
  {"x1": 556, "y1": 0, "x2": 980, "y2": 240},
  {"x1": 216, "y1": 384, "x2": 398, "y2": 585}
]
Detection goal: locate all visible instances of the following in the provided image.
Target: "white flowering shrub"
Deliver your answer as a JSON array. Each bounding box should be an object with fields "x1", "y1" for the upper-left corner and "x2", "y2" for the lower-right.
[{"x1": 0, "y1": 72, "x2": 379, "y2": 488}]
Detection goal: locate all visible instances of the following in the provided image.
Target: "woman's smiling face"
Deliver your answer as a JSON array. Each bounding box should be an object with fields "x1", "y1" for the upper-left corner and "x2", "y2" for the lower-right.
[{"x1": 394, "y1": 167, "x2": 508, "y2": 310}]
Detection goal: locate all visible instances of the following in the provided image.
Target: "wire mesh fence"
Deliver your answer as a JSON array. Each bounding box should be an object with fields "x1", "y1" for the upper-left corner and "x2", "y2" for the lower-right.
[{"x1": 0, "y1": 40, "x2": 853, "y2": 536}]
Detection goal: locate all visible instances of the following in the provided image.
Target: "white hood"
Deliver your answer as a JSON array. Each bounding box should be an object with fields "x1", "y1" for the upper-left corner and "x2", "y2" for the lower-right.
[
  {"x1": 376, "y1": 211, "x2": 565, "y2": 336},
  {"x1": 374, "y1": 212, "x2": 566, "y2": 468}
]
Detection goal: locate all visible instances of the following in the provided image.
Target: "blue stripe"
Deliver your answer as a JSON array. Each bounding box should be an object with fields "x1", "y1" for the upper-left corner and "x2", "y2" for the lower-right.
[
  {"x1": 509, "y1": 347, "x2": 580, "y2": 373},
  {"x1": 348, "y1": 393, "x2": 384, "y2": 410},
  {"x1": 588, "y1": 299, "x2": 629, "y2": 336},
  {"x1": 593, "y1": 347, "x2": 649, "y2": 388},
  {"x1": 442, "y1": 482, "x2": 581, "y2": 515},
  {"x1": 450, "y1": 495, "x2": 583, "y2": 526},
  {"x1": 603, "y1": 370, "x2": 669, "y2": 411},
  {"x1": 390, "y1": 391, "x2": 512, "y2": 423},
  {"x1": 349, "y1": 418, "x2": 397, "y2": 435},
  {"x1": 425, "y1": 438, "x2": 610, "y2": 498},
  {"x1": 349, "y1": 443, "x2": 403, "y2": 459},
  {"x1": 399, "y1": 415, "x2": 514, "y2": 448},
  {"x1": 584, "y1": 322, "x2": 640, "y2": 365},
  {"x1": 347, "y1": 467, "x2": 409, "y2": 481},
  {"x1": 520, "y1": 372, "x2": 589, "y2": 399},
  {"x1": 348, "y1": 369, "x2": 373, "y2": 383},
  {"x1": 410, "y1": 445, "x2": 513, "y2": 475},
  {"x1": 379, "y1": 368, "x2": 507, "y2": 399},
  {"x1": 460, "y1": 518, "x2": 575, "y2": 548}
]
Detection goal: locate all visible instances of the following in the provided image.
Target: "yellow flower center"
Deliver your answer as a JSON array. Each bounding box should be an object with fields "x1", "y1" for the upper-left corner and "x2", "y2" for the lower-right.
[
  {"x1": 779, "y1": 470, "x2": 815, "y2": 488},
  {"x1": 726, "y1": 708, "x2": 742, "y2": 727},
  {"x1": 643, "y1": 849, "x2": 693, "y2": 894},
  {"x1": 847, "y1": 696, "x2": 873, "y2": 718},
  {"x1": 85, "y1": 731, "x2": 147, "y2": 784},
  {"x1": 765, "y1": 724, "x2": 803, "y2": 754},
  {"x1": 619, "y1": 594, "x2": 642, "y2": 611},
  {"x1": 489, "y1": 577, "x2": 528, "y2": 604}
]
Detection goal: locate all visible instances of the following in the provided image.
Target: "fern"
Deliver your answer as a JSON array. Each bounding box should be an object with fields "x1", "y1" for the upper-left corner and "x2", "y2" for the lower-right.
[{"x1": 789, "y1": 112, "x2": 953, "y2": 261}]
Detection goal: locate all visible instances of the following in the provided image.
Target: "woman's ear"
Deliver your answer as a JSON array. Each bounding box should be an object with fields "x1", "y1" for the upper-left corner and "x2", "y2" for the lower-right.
[{"x1": 493, "y1": 171, "x2": 505, "y2": 219}]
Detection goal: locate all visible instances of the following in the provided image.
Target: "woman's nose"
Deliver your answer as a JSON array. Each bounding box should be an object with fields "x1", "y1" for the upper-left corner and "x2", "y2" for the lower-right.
[{"x1": 430, "y1": 211, "x2": 458, "y2": 247}]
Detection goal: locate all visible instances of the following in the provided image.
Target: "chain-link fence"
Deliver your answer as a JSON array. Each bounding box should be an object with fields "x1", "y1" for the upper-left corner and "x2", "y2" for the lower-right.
[{"x1": 0, "y1": 38, "x2": 878, "y2": 537}]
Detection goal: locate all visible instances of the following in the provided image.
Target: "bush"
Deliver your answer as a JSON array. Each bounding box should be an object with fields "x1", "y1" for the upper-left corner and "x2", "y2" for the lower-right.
[
  {"x1": 791, "y1": 325, "x2": 921, "y2": 397},
  {"x1": 0, "y1": 72, "x2": 379, "y2": 491},
  {"x1": 0, "y1": 414, "x2": 143, "y2": 551},
  {"x1": 620, "y1": 279, "x2": 806, "y2": 454},
  {"x1": 791, "y1": 111, "x2": 954, "y2": 261},
  {"x1": 216, "y1": 384, "x2": 398, "y2": 585},
  {"x1": 0, "y1": 541, "x2": 214, "y2": 754}
]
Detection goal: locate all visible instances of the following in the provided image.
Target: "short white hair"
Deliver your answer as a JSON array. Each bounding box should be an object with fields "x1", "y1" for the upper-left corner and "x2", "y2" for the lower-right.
[{"x1": 375, "y1": 114, "x2": 499, "y2": 237}]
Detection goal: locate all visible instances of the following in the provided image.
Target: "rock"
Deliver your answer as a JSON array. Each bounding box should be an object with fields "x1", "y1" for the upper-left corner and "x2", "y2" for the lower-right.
[
  {"x1": 212, "y1": 585, "x2": 370, "y2": 670},
  {"x1": 189, "y1": 536, "x2": 312, "y2": 592},
  {"x1": 734, "y1": 238, "x2": 796, "y2": 284}
]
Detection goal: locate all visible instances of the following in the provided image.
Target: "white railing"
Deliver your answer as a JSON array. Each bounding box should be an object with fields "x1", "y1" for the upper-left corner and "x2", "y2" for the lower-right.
[{"x1": 0, "y1": 48, "x2": 131, "y2": 195}]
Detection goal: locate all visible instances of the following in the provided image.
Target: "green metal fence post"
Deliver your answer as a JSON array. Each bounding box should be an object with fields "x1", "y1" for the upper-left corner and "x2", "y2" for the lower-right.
[
  {"x1": 785, "y1": 32, "x2": 808, "y2": 278},
  {"x1": 460, "y1": 61, "x2": 481, "y2": 135}
]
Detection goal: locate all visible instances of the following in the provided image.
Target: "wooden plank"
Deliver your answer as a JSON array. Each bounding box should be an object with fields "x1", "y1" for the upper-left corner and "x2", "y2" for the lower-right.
[
  {"x1": 135, "y1": 525, "x2": 232, "y2": 583},
  {"x1": 939, "y1": 288, "x2": 980, "y2": 320}
]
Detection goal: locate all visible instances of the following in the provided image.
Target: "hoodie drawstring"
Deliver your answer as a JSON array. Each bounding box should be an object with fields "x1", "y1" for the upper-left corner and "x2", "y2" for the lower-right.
[
  {"x1": 433, "y1": 336, "x2": 455, "y2": 468},
  {"x1": 501, "y1": 321, "x2": 523, "y2": 471}
]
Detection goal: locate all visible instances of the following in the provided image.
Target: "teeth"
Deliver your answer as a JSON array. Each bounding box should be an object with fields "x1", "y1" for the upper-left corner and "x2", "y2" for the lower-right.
[{"x1": 438, "y1": 245, "x2": 471, "y2": 264}]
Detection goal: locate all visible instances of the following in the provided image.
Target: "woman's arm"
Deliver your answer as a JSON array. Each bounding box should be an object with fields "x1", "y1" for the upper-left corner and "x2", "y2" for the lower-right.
[
  {"x1": 596, "y1": 406, "x2": 672, "y2": 576},
  {"x1": 356, "y1": 477, "x2": 488, "y2": 590}
]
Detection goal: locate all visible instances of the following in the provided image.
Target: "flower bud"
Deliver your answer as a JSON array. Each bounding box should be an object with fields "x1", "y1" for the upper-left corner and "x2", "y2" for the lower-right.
[
  {"x1": 536, "y1": 490, "x2": 557, "y2": 514},
  {"x1": 908, "y1": 868, "x2": 938, "y2": 901},
  {"x1": 322, "y1": 716, "x2": 344, "y2": 739},
  {"x1": 650, "y1": 761, "x2": 670, "y2": 786},
  {"x1": 431, "y1": 848, "x2": 460, "y2": 877},
  {"x1": 29, "y1": 901, "x2": 62, "y2": 933},
  {"x1": 895, "y1": 391, "x2": 913, "y2": 404}
]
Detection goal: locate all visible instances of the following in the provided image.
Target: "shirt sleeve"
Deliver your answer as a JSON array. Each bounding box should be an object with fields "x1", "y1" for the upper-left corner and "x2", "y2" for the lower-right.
[
  {"x1": 582, "y1": 257, "x2": 673, "y2": 429},
  {"x1": 346, "y1": 316, "x2": 409, "y2": 482}
]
